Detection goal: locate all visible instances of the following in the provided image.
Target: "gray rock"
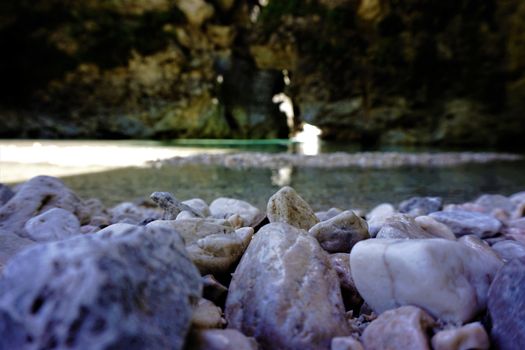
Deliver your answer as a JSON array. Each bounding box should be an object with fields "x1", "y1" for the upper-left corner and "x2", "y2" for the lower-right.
[
  {"x1": 308, "y1": 211, "x2": 369, "y2": 253},
  {"x1": 429, "y1": 210, "x2": 502, "y2": 238},
  {"x1": 398, "y1": 196, "x2": 442, "y2": 216},
  {"x1": 109, "y1": 201, "x2": 161, "y2": 224},
  {"x1": 225, "y1": 222, "x2": 349, "y2": 350},
  {"x1": 431, "y1": 322, "x2": 490, "y2": 350},
  {"x1": 376, "y1": 214, "x2": 438, "y2": 239},
  {"x1": 267, "y1": 186, "x2": 319, "y2": 230},
  {"x1": 191, "y1": 298, "x2": 225, "y2": 329},
  {"x1": 488, "y1": 257, "x2": 525, "y2": 350},
  {"x1": 209, "y1": 197, "x2": 264, "y2": 227},
  {"x1": 475, "y1": 194, "x2": 515, "y2": 215},
  {"x1": 362, "y1": 306, "x2": 434, "y2": 350},
  {"x1": 0, "y1": 176, "x2": 85, "y2": 237},
  {"x1": 182, "y1": 198, "x2": 211, "y2": 217},
  {"x1": 186, "y1": 329, "x2": 258, "y2": 350},
  {"x1": 491, "y1": 240, "x2": 525, "y2": 262},
  {"x1": 315, "y1": 207, "x2": 343, "y2": 222},
  {"x1": 331, "y1": 337, "x2": 364, "y2": 350},
  {"x1": 0, "y1": 223, "x2": 202, "y2": 350},
  {"x1": 0, "y1": 184, "x2": 14, "y2": 206},
  {"x1": 24, "y1": 208, "x2": 81, "y2": 242},
  {"x1": 0, "y1": 231, "x2": 36, "y2": 273},
  {"x1": 510, "y1": 191, "x2": 525, "y2": 205},
  {"x1": 366, "y1": 203, "x2": 396, "y2": 237},
  {"x1": 414, "y1": 216, "x2": 456, "y2": 240},
  {"x1": 150, "y1": 191, "x2": 203, "y2": 219}
]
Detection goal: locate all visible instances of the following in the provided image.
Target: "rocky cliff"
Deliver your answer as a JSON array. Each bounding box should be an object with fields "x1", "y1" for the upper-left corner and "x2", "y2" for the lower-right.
[{"x1": 0, "y1": 0, "x2": 524, "y2": 146}]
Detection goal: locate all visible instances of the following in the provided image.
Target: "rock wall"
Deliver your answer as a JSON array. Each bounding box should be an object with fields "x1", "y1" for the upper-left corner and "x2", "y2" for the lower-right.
[{"x1": 0, "y1": 0, "x2": 524, "y2": 145}]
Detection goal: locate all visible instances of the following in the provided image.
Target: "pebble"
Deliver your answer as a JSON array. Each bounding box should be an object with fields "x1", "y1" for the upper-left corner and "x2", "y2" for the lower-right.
[
  {"x1": 366, "y1": 203, "x2": 396, "y2": 237},
  {"x1": 24, "y1": 208, "x2": 81, "y2": 242},
  {"x1": 414, "y1": 215, "x2": 456, "y2": 240},
  {"x1": 350, "y1": 238, "x2": 502, "y2": 323},
  {"x1": 182, "y1": 198, "x2": 211, "y2": 217},
  {"x1": 225, "y1": 222, "x2": 349, "y2": 349},
  {"x1": 474, "y1": 194, "x2": 515, "y2": 215},
  {"x1": 0, "y1": 176, "x2": 85, "y2": 237},
  {"x1": 0, "y1": 223, "x2": 202, "y2": 350},
  {"x1": 361, "y1": 306, "x2": 434, "y2": 350},
  {"x1": 308, "y1": 210, "x2": 369, "y2": 253},
  {"x1": 376, "y1": 214, "x2": 440, "y2": 239},
  {"x1": 331, "y1": 336, "x2": 364, "y2": 350},
  {"x1": 398, "y1": 196, "x2": 442, "y2": 216},
  {"x1": 487, "y1": 256, "x2": 525, "y2": 350},
  {"x1": 315, "y1": 207, "x2": 343, "y2": 222},
  {"x1": 210, "y1": 197, "x2": 264, "y2": 227},
  {"x1": 151, "y1": 191, "x2": 203, "y2": 219},
  {"x1": 491, "y1": 240, "x2": 525, "y2": 262},
  {"x1": 186, "y1": 329, "x2": 258, "y2": 350},
  {"x1": 266, "y1": 186, "x2": 319, "y2": 230},
  {"x1": 109, "y1": 202, "x2": 161, "y2": 225},
  {"x1": 192, "y1": 298, "x2": 226, "y2": 329},
  {"x1": 429, "y1": 210, "x2": 502, "y2": 238},
  {"x1": 431, "y1": 322, "x2": 490, "y2": 350}
]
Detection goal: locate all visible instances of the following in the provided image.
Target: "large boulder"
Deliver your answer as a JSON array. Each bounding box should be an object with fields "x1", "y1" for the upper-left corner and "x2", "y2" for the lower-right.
[
  {"x1": 225, "y1": 222, "x2": 349, "y2": 349},
  {"x1": 0, "y1": 223, "x2": 202, "y2": 350},
  {"x1": 350, "y1": 238, "x2": 502, "y2": 323},
  {"x1": 0, "y1": 176, "x2": 86, "y2": 237}
]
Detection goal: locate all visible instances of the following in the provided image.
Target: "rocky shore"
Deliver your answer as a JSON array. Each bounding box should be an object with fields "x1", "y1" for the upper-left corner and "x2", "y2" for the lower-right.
[
  {"x1": 155, "y1": 151, "x2": 522, "y2": 169},
  {"x1": 1, "y1": 176, "x2": 525, "y2": 349}
]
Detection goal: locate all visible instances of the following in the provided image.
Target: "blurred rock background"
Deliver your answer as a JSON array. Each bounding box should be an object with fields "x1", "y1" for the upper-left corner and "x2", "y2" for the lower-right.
[{"x1": 0, "y1": 0, "x2": 524, "y2": 146}]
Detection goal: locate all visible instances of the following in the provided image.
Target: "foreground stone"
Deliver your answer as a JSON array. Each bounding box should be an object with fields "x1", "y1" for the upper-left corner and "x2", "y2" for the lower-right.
[
  {"x1": 429, "y1": 210, "x2": 502, "y2": 238},
  {"x1": 362, "y1": 306, "x2": 434, "y2": 350},
  {"x1": 0, "y1": 223, "x2": 202, "y2": 350},
  {"x1": 431, "y1": 322, "x2": 490, "y2": 350},
  {"x1": 350, "y1": 238, "x2": 502, "y2": 323},
  {"x1": 0, "y1": 176, "x2": 86, "y2": 237},
  {"x1": 225, "y1": 222, "x2": 349, "y2": 349},
  {"x1": 267, "y1": 186, "x2": 319, "y2": 230},
  {"x1": 487, "y1": 257, "x2": 525, "y2": 350},
  {"x1": 308, "y1": 211, "x2": 369, "y2": 253}
]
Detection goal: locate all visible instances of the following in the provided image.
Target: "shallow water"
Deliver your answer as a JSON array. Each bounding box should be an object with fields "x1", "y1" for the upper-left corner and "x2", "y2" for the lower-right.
[{"x1": 61, "y1": 161, "x2": 525, "y2": 211}]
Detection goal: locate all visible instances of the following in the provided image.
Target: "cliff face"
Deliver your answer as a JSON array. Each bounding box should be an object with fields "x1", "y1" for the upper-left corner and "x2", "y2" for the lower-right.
[{"x1": 0, "y1": 0, "x2": 524, "y2": 145}]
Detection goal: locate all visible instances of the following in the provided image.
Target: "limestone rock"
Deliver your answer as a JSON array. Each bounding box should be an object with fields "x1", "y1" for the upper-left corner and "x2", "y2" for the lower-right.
[
  {"x1": 366, "y1": 203, "x2": 396, "y2": 237},
  {"x1": 225, "y1": 222, "x2": 349, "y2": 349},
  {"x1": 487, "y1": 257, "x2": 525, "y2": 350},
  {"x1": 308, "y1": 210, "x2": 369, "y2": 253},
  {"x1": 350, "y1": 238, "x2": 503, "y2": 323},
  {"x1": 210, "y1": 197, "x2": 264, "y2": 227},
  {"x1": 331, "y1": 336, "x2": 364, "y2": 350},
  {"x1": 0, "y1": 231, "x2": 36, "y2": 273},
  {"x1": 429, "y1": 210, "x2": 502, "y2": 238},
  {"x1": 0, "y1": 176, "x2": 85, "y2": 237},
  {"x1": 399, "y1": 196, "x2": 442, "y2": 216},
  {"x1": 267, "y1": 186, "x2": 319, "y2": 230},
  {"x1": 147, "y1": 218, "x2": 234, "y2": 244},
  {"x1": 431, "y1": 322, "x2": 490, "y2": 350},
  {"x1": 0, "y1": 185, "x2": 14, "y2": 207},
  {"x1": 414, "y1": 215, "x2": 456, "y2": 240},
  {"x1": 24, "y1": 208, "x2": 81, "y2": 242},
  {"x1": 187, "y1": 329, "x2": 258, "y2": 350},
  {"x1": 376, "y1": 214, "x2": 438, "y2": 239},
  {"x1": 315, "y1": 207, "x2": 343, "y2": 222},
  {"x1": 362, "y1": 306, "x2": 434, "y2": 350},
  {"x1": 183, "y1": 198, "x2": 211, "y2": 217},
  {"x1": 109, "y1": 201, "x2": 161, "y2": 224},
  {"x1": 0, "y1": 223, "x2": 202, "y2": 350},
  {"x1": 192, "y1": 298, "x2": 226, "y2": 329},
  {"x1": 491, "y1": 240, "x2": 525, "y2": 262},
  {"x1": 175, "y1": 0, "x2": 214, "y2": 27}
]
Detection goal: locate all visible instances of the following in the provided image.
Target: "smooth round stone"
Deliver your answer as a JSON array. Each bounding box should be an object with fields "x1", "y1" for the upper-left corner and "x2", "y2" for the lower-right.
[
  {"x1": 191, "y1": 298, "x2": 225, "y2": 329},
  {"x1": 210, "y1": 197, "x2": 264, "y2": 227},
  {"x1": 24, "y1": 208, "x2": 81, "y2": 242},
  {"x1": 361, "y1": 306, "x2": 434, "y2": 350},
  {"x1": 366, "y1": 203, "x2": 396, "y2": 237},
  {"x1": 474, "y1": 194, "x2": 515, "y2": 215},
  {"x1": 431, "y1": 322, "x2": 489, "y2": 350},
  {"x1": 398, "y1": 196, "x2": 442, "y2": 216},
  {"x1": 350, "y1": 238, "x2": 502, "y2": 323},
  {"x1": 414, "y1": 215, "x2": 456, "y2": 240},
  {"x1": 491, "y1": 240, "x2": 525, "y2": 262},
  {"x1": 315, "y1": 207, "x2": 343, "y2": 222},
  {"x1": 429, "y1": 210, "x2": 502, "y2": 238},
  {"x1": 308, "y1": 210, "x2": 369, "y2": 253},
  {"x1": 225, "y1": 222, "x2": 349, "y2": 350},
  {"x1": 266, "y1": 186, "x2": 319, "y2": 230},
  {"x1": 182, "y1": 198, "x2": 210, "y2": 217},
  {"x1": 487, "y1": 257, "x2": 525, "y2": 350},
  {"x1": 376, "y1": 214, "x2": 440, "y2": 239}
]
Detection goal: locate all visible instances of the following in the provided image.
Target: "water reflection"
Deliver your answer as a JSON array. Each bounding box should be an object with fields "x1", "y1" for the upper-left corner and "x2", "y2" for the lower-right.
[{"x1": 271, "y1": 165, "x2": 293, "y2": 186}]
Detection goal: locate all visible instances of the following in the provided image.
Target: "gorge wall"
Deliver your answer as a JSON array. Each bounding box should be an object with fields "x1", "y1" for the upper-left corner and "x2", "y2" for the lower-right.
[{"x1": 0, "y1": 0, "x2": 524, "y2": 146}]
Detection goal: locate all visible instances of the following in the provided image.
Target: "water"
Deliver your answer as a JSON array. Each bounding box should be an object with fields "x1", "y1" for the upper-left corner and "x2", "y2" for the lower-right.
[{"x1": 2, "y1": 139, "x2": 525, "y2": 211}]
